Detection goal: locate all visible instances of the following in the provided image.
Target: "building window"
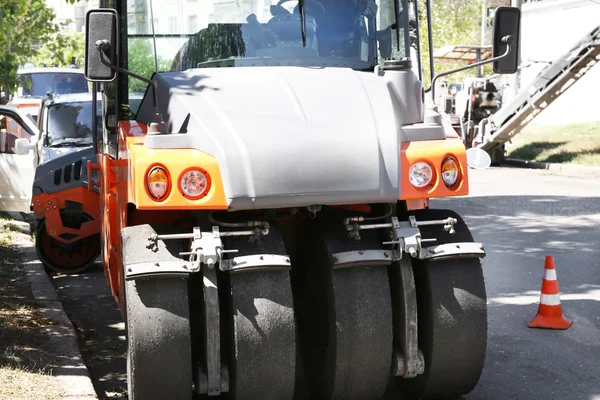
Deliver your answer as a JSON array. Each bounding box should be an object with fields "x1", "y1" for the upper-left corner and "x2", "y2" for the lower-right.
[
  {"x1": 188, "y1": 15, "x2": 197, "y2": 33},
  {"x1": 169, "y1": 17, "x2": 177, "y2": 32}
]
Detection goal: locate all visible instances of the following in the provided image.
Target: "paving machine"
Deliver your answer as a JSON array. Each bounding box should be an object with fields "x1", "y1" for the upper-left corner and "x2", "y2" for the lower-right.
[
  {"x1": 454, "y1": 76, "x2": 503, "y2": 148},
  {"x1": 83, "y1": 1, "x2": 521, "y2": 399}
]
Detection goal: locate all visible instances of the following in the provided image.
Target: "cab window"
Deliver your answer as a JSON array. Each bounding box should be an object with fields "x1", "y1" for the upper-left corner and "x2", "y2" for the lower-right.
[{"x1": 0, "y1": 114, "x2": 32, "y2": 154}]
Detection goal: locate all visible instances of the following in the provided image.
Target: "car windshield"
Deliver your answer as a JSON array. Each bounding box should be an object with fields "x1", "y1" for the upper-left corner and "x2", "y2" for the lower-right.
[
  {"x1": 126, "y1": 0, "x2": 412, "y2": 73},
  {"x1": 46, "y1": 101, "x2": 102, "y2": 147},
  {"x1": 19, "y1": 73, "x2": 89, "y2": 98}
]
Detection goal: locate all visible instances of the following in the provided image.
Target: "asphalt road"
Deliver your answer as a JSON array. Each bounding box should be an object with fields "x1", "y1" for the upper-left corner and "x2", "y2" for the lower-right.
[{"x1": 50, "y1": 166, "x2": 600, "y2": 400}]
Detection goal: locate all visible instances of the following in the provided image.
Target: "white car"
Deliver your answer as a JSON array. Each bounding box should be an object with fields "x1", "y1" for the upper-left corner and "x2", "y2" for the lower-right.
[
  {"x1": 0, "y1": 92, "x2": 102, "y2": 213},
  {"x1": 0, "y1": 105, "x2": 38, "y2": 212}
]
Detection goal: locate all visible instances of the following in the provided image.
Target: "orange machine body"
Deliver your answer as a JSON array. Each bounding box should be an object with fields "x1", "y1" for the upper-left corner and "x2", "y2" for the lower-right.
[{"x1": 32, "y1": 186, "x2": 101, "y2": 244}]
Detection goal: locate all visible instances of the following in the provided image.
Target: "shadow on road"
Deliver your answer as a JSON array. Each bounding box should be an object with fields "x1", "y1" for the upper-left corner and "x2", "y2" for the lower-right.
[{"x1": 49, "y1": 261, "x2": 127, "y2": 400}]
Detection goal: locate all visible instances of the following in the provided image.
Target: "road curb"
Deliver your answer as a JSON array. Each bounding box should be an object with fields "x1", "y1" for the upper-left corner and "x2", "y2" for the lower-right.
[
  {"x1": 11, "y1": 213, "x2": 99, "y2": 399},
  {"x1": 504, "y1": 158, "x2": 600, "y2": 175}
]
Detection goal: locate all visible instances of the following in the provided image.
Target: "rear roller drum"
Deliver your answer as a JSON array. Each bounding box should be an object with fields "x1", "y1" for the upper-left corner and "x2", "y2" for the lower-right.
[
  {"x1": 397, "y1": 209, "x2": 487, "y2": 399},
  {"x1": 295, "y1": 213, "x2": 394, "y2": 400},
  {"x1": 125, "y1": 277, "x2": 193, "y2": 400},
  {"x1": 35, "y1": 216, "x2": 100, "y2": 274}
]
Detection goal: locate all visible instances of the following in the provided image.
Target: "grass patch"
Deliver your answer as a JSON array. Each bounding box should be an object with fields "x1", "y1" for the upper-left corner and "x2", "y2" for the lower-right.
[
  {"x1": 505, "y1": 122, "x2": 600, "y2": 166},
  {"x1": 0, "y1": 214, "x2": 64, "y2": 399}
]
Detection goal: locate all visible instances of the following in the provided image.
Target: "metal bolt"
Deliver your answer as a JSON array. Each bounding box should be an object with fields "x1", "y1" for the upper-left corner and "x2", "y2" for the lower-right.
[
  {"x1": 408, "y1": 247, "x2": 417, "y2": 257},
  {"x1": 332, "y1": 256, "x2": 338, "y2": 262},
  {"x1": 285, "y1": 258, "x2": 290, "y2": 263},
  {"x1": 127, "y1": 268, "x2": 132, "y2": 273},
  {"x1": 155, "y1": 262, "x2": 160, "y2": 267},
  {"x1": 53, "y1": 205, "x2": 57, "y2": 209},
  {"x1": 384, "y1": 252, "x2": 389, "y2": 258},
  {"x1": 359, "y1": 250, "x2": 364, "y2": 255},
  {"x1": 47, "y1": 201, "x2": 51, "y2": 205},
  {"x1": 46, "y1": 208, "x2": 50, "y2": 212},
  {"x1": 260, "y1": 256, "x2": 264, "y2": 260}
]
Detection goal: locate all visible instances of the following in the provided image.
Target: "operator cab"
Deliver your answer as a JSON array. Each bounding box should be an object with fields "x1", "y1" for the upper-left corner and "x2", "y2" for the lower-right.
[
  {"x1": 35, "y1": 92, "x2": 102, "y2": 165},
  {"x1": 170, "y1": 0, "x2": 416, "y2": 73}
]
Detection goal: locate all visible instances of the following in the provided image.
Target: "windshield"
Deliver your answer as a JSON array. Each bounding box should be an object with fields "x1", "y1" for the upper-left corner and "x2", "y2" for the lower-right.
[
  {"x1": 19, "y1": 73, "x2": 89, "y2": 98},
  {"x1": 126, "y1": 0, "x2": 411, "y2": 77},
  {"x1": 46, "y1": 101, "x2": 102, "y2": 147}
]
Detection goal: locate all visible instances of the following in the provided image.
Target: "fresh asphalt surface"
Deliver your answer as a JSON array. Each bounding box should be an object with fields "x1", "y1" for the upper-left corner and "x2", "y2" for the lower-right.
[{"x1": 50, "y1": 166, "x2": 600, "y2": 400}]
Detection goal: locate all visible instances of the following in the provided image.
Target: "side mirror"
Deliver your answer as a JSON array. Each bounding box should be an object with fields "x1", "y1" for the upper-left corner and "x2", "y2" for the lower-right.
[
  {"x1": 492, "y1": 6, "x2": 521, "y2": 74},
  {"x1": 14, "y1": 137, "x2": 36, "y2": 155},
  {"x1": 84, "y1": 9, "x2": 119, "y2": 82}
]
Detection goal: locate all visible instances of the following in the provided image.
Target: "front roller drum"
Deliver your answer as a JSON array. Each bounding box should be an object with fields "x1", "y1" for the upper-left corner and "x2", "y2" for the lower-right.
[
  {"x1": 397, "y1": 209, "x2": 487, "y2": 399},
  {"x1": 125, "y1": 277, "x2": 192, "y2": 400},
  {"x1": 122, "y1": 224, "x2": 193, "y2": 400},
  {"x1": 228, "y1": 270, "x2": 297, "y2": 400},
  {"x1": 295, "y1": 212, "x2": 394, "y2": 400},
  {"x1": 221, "y1": 224, "x2": 297, "y2": 400}
]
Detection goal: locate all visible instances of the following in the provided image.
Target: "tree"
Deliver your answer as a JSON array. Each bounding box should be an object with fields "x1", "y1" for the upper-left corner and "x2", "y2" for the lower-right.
[
  {"x1": 127, "y1": 40, "x2": 173, "y2": 92},
  {"x1": 31, "y1": 28, "x2": 86, "y2": 68},
  {"x1": 416, "y1": 0, "x2": 492, "y2": 88},
  {"x1": 0, "y1": 0, "x2": 58, "y2": 93}
]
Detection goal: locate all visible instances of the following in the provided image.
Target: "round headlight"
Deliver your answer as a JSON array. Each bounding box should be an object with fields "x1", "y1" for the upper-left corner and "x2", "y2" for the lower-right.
[
  {"x1": 147, "y1": 166, "x2": 170, "y2": 200},
  {"x1": 409, "y1": 162, "x2": 433, "y2": 188},
  {"x1": 179, "y1": 169, "x2": 209, "y2": 199},
  {"x1": 441, "y1": 157, "x2": 460, "y2": 188}
]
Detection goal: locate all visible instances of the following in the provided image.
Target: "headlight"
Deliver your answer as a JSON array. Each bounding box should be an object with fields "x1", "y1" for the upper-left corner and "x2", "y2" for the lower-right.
[
  {"x1": 409, "y1": 162, "x2": 433, "y2": 188},
  {"x1": 441, "y1": 157, "x2": 460, "y2": 188},
  {"x1": 179, "y1": 168, "x2": 210, "y2": 199},
  {"x1": 146, "y1": 165, "x2": 170, "y2": 200}
]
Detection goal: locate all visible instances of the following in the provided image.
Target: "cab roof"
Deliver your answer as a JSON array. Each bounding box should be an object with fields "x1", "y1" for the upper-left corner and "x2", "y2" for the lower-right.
[
  {"x1": 43, "y1": 92, "x2": 95, "y2": 105},
  {"x1": 17, "y1": 66, "x2": 85, "y2": 75}
]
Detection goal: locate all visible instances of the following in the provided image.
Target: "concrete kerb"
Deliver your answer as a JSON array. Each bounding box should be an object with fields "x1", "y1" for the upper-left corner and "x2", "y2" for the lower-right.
[
  {"x1": 9, "y1": 212, "x2": 98, "y2": 400},
  {"x1": 504, "y1": 158, "x2": 600, "y2": 176}
]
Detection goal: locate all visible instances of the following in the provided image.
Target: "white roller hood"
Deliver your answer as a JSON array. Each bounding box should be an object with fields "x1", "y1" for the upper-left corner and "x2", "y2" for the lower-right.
[{"x1": 139, "y1": 66, "x2": 402, "y2": 210}]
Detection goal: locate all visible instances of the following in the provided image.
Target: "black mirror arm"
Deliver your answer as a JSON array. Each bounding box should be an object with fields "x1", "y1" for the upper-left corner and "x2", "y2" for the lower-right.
[
  {"x1": 427, "y1": 36, "x2": 513, "y2": 103},
  {"x1": 96, "y1": 41, "x2": 167, "y2": 134}
]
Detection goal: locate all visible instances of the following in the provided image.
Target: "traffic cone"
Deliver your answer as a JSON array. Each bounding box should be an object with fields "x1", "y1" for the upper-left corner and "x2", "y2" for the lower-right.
[{"x1": 528, "y1": 256, "x2": 572, "y2": 330}]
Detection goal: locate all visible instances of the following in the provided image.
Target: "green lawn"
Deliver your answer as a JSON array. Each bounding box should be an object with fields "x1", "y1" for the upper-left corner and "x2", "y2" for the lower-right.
[{"x1": 505, "y1": 122, "x2": 600, "y2": 166}]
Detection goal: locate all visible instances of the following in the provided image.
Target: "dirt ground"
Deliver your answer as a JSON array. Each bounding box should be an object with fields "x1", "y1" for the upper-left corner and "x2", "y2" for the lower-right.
[{"x1": 0, "y1": 214, "x2": 66, "y2": 400}]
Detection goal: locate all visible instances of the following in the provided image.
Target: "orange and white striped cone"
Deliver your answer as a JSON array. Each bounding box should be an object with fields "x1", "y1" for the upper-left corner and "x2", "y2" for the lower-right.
[{"x1": 528, "y1": 255, "x2": 573, "y2": 330}]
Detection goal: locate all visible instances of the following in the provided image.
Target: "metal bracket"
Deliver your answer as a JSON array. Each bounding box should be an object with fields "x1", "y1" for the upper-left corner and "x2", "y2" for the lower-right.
[
  {"x1": 220, "y1": 254, "x2": 291, "y2": 272},
  {"x1": 187, "y1": 226, "x2": 227, "y2": 272},
  {"x1": 343, "y1": 215, "x2": 486, "y2": 261},
  {"x1": 124, "y1": 261, "x2": 191, "y2": 280},
  {"x1": 196, "y1": 365, "x2": 229, "y2": 396},
  {"x1": 331, "y1": 249, "x2": 400, "y2": 269},
  {"x1": 421, "y1": 242, "x2": 486, "y2": 260},
  {"x1": 202, "y1": 261, "x2": 227, "y2": 395},
  {"x1": 392, "y1": 258, "x2": 425, "y2": 378}
]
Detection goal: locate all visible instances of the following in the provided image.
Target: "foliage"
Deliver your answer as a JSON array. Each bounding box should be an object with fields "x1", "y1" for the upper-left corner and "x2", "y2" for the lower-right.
[
  {"x1": 127, "y1": 40, "x2": 173, "y2": 92},
  {"x1": 175, "y1": 25, "x2": 247, "y2": 70},
  {"x1": 416, "y1": 0, "x2": 492, "y2": 89},
  {"x1": 0, "y1": 0, "x2": 58, "y2": 93},
  {"x1": 30, "y1": 29, "x2": 86, "y2": 69}
]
